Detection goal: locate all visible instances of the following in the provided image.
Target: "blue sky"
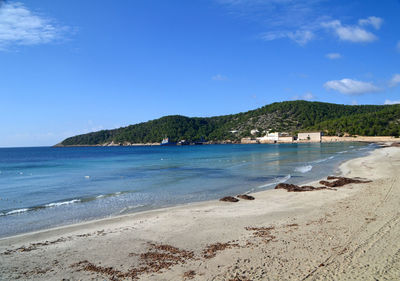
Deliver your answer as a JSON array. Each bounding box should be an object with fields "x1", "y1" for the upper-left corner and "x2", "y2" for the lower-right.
[{"x1": 0, "y1": 0, "x2": 399, "y2": 147}]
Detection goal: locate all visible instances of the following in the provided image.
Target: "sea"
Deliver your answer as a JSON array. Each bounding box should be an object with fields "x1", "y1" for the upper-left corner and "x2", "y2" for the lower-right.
[{"x1": 0, "y1": 142, "x2": 376, "y2": 238}]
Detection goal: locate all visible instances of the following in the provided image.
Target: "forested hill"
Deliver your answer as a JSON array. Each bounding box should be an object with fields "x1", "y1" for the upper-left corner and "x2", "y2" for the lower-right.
[{"x1": 58, "y1": 101, "x2": 400, "y2": 146}]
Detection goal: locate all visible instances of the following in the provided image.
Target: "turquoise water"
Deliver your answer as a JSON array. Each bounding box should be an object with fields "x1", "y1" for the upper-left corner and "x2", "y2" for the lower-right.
[{"x1": 0, "y1": 143, "x2": 375, "y2": 237}]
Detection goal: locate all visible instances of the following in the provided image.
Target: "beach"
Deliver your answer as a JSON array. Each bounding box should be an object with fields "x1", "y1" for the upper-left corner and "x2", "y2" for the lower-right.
[{"x1": 1, "y1": 145, "x2": 400, "y2": 280}]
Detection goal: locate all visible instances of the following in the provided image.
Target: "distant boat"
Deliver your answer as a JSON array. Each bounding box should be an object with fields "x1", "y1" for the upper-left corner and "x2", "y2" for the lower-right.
[
  {"x1": 161, "y1": 137, "x2": 176, "y2": 146},
  {"x1": 177, "y1": 140, "x2": 190, "y2": 145}
]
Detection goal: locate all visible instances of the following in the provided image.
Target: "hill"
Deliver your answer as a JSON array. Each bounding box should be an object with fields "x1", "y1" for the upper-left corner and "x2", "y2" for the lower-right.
[{"x1": 58, "y1": 101, "x2": 400, "y2": 146}]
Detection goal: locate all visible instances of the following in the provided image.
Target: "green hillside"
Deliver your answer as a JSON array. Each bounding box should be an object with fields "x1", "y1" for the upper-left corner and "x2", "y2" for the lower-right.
[
  {"x1": 310, "y1": 104, "x2": 400, "y2": 136},
  {"x1": 58, "y1": 101, "x2": 400, "y2": 146}
]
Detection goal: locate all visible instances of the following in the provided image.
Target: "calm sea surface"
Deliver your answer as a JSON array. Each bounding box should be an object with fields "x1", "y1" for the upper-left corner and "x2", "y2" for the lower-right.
[{"x1": 0, "y1": 143, "x2": 375, "y2": 237}]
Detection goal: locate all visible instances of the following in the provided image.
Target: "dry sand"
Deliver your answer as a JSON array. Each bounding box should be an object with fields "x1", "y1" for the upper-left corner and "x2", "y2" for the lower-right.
[{"x1": 1, "y1": 146, "x2": 400, "y2": 280}]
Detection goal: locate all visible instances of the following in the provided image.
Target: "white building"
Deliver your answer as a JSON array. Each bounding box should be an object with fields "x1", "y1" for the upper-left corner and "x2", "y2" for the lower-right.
[
  {"x1": 279, "y1": 136, "x2": 294, "y2": 143},
  {"x1": 298, "y1": 132, "x2": 322, "y2": 142},
  {"x1": 257, "y1": 131, "x2": 281, "y2": 143}
]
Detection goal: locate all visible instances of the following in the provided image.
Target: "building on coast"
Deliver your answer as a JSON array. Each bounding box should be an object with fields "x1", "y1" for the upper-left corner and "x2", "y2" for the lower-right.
[
  {"x1": 297, "y1": 132, "x2": 322, "y2": 142},
  {"x1": 257, "y1": 131, "x2": 293, "y2": 143}
]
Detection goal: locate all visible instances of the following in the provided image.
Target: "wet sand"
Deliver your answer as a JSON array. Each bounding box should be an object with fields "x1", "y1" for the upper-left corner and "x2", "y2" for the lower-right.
[{"x1": 1, "y1": 146, "x2": 400, "y2": 280}]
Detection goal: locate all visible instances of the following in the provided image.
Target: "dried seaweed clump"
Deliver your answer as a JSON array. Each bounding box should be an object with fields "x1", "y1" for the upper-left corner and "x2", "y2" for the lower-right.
[
  {"x1": 245, "y1": 226, "x2": 275, "y2": 239},
  {"x1": 320, "y1": 176, "x2": 372, "y2": 187},
  {"x1": 139, "y1": 243, "x2": 195, "y2": 272},
  {"x1": 2, "y1": 238, "x2": 66, "y2": 255},
  {"x1": 70, "y1": 260, "x2": 128, "y2": 279},
  {"x1": 275, "y1": 183, "x2": 326, "y2": 192},
  {"x1": 183, "y1": 270, "x2": 196, "y2": 279},
  {"x1": 237, "y1": 194, "x2": 255, "y2": 200},
  {"x1": 71, "y1": 243, "x2": 195, "y2": 280},
  {"x1": 202, "y1": 242, "x2": 240, "y2": 259},
  {"x1": 275, "y1": 176, "x2": 372, "y2": 192},
  {"x1": 220, "y1": 196, "x2": 239, "y2": 202}
]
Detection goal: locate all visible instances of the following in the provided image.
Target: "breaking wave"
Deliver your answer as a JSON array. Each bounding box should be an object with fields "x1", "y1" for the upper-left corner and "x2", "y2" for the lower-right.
[
  {"x1": 313, "y1": 156, "x2": 335, "y2": 163},
  {"x1": 0, "y1": 191, "x2": 128, "y2": 217},
  {"x1": 45, "y1": 199, "x2": 81, "y2": 208},
  {"x1": 258, "y1": 174, "x2": 291, "y2": 189},
  {"x1": 5, "y1": 208, "x2": 30, "y2": 216},
  {"x1": 295, "y1": 165, "x2": 312, "y2": 173}
]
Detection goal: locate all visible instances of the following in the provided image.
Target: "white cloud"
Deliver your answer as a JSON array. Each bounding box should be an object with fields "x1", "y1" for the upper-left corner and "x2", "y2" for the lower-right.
[
  {"x1": 218, "y1": 0, "x2": 328, "y2": 45},
  {"x1": 217, "y1": 1, "x2": 384, "y2": 46},
  {"x1": 261, "y1": 31, "x2": 284, "y2": 41},
  {"x1": 384, "y1": 100, "x2": 400, "y2": 105},
  {"x1": 389, "y1": 74, "x2": 400, "y2": 87},
  {"x1": 262, "y1": 30, "x2": 314, "y2": 45},
  {"x1": 212, "y1": 74, "x2": 228, "y2": 81},
  {"x1": 326, "y1": 53, "x2": 342, "y2": 59},
  {"x1": 324, "y1": 78, "x2": 381, "y2": 95},
  {"x1": 292, "y1": 92, "x2": 315, "y2": 101},
  {"x1": 302, "y1": 92, "x2": 315, "y2": 100},
  {"x1": 287, "y1": 30, "x2": 314, "y2": 45},
  {"x1": 0, "y1": 2, "x2": 65, "y2": 49},
  {"x1": 322, "y1": 20, "x2": 377, "y2": 43},
  {"x1": 358, "y1": 16, "x2": 383, "y2": 30}
]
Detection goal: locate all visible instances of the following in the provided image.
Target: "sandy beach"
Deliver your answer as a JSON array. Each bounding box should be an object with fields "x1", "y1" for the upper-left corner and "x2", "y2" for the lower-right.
[{"x1": 1, "y1": 145, "x2": 400, "y2": 280}]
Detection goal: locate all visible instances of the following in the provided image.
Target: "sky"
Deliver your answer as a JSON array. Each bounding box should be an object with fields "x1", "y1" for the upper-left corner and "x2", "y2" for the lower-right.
[{"x1": 0, "y1": 0, "x2": 399, "y2": 147}]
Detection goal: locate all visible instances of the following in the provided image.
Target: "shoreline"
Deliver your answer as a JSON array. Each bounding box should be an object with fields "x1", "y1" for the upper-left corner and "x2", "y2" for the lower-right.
[
  {"x1": 53, "y1": 136, "x2": 398, "y2": 147},
  {"x1": 1, "y1": 145, "x2": 400, "y2": 280},
  {"x1": 0, "y1": 144, "x2": 361, "y2": 242},
  {"x1": 0, "y1": 142, "x2": 373, "y2": 239},
  {"x1": 0, "y1": 146, "x2": 382, "y2": 240}
]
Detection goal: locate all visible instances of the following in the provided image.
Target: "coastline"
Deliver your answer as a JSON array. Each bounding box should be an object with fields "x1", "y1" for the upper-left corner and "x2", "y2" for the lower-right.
[
  {"x1": 1, "y1": 145, "x2": 400, "y2": 280},
  {"x1": 0, "y1": 142, "x2": 371, "y2": 238},
  {"x1": 53, "y1": 136, "x2": 398, "y2": 147}
]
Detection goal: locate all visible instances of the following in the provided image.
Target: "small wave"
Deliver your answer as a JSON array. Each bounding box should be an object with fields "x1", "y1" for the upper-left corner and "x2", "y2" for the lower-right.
[
  {"x1": 295, "y1": 165, "x2": 312, "y2": 173},
  {"x1": 95, "y1": 191, "x2": 125, "y2": 199},
  {"x1": 313, "y1": 156, "x2": 334, "y2": 163},
  {"x1": 258, "y1": 174, "x2": 291, "y2": 188},
  {"x1": 45, "y1": 199, "x2": 81, "y2": 208},
  {"x1": 6, "y1": 208, "x2": 30, "y2": 215},
  {"x1": 117, "y1": 204, "x2": 146, "y2": 214},
  {"x1": 244, "y1": 188, "x2": 255, "y2": 194},
  {"x1": 336, "y1": 151, "x2": 348, "y2": 154},
  {"x1": 2, "y1": 192, "x2": 131, "y2": 218}
]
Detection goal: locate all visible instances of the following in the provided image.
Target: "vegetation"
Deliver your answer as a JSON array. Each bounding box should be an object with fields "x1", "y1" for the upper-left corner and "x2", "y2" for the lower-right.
[
  {"x1": 59, "y1": 101, "x2": 400, "y2": 145},
  {"x1": 310, "y1": 104, "x2": 400, "y2": 137}
]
